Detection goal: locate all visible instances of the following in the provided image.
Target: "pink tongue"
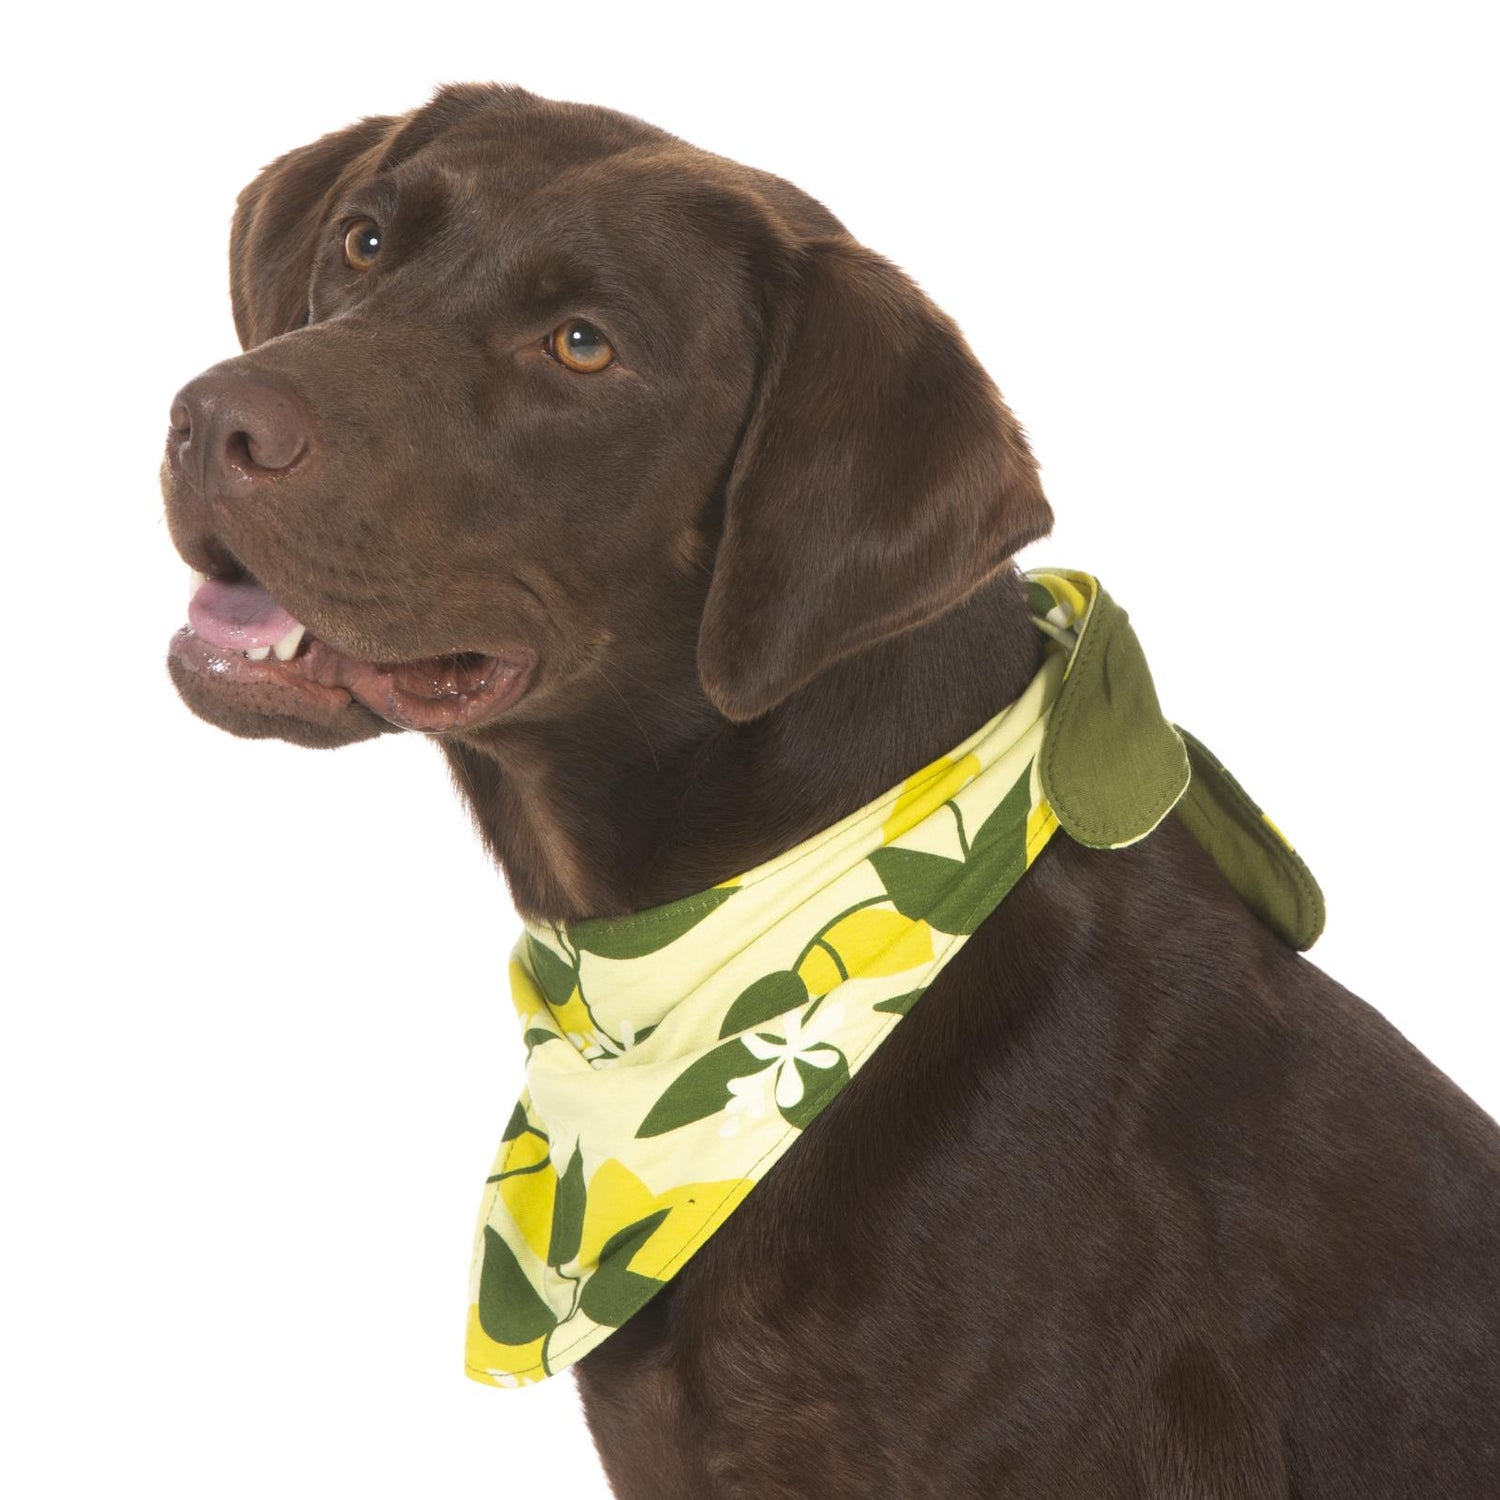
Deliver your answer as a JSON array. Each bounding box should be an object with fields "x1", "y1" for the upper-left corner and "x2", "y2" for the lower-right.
[{"x1": 188, "y1": 578, "x2": 301, "y2": 650}]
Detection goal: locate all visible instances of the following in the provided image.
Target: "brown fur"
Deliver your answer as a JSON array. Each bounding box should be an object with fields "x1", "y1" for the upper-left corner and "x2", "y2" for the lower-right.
[{"x1": 161, "y1": 83, "x2": 1500, "y2": 1496}]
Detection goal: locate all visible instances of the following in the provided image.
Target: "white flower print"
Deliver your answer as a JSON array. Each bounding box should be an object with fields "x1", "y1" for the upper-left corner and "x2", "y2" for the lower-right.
[
  {"x1": 579, "y1": 1019, "x2": 643, "y2": 1069},
  {"x1": 741, "y1": 1002, "x2": 846, "y2": 1109},
  {"x1": 718, "y1": 1066, "x2": 777, "y2": 1138}
]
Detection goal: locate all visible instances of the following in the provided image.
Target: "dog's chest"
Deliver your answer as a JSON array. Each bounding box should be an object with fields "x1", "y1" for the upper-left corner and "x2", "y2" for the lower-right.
[{"x1": 568, "y1": 940, "x2": 1156, "y2": 1498}]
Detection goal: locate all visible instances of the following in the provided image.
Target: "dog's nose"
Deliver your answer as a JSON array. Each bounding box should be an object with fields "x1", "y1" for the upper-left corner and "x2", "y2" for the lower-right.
[{"x1": 169, "y1": 372, "x2": 312, "y2": 494}]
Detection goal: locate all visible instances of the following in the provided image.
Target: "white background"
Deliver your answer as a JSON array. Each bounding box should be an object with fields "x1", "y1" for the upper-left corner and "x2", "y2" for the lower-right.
[{"x1": 3, "y1": 2, "x2": 1495, "y2": 1495}]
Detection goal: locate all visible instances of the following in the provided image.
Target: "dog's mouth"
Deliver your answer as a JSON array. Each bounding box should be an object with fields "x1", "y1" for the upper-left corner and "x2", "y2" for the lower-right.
[{"x1": 169, "y1": 570, "x2": 535, "y2": 733}]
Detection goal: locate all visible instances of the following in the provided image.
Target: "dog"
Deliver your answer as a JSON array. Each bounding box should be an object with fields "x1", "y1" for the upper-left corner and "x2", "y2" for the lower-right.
[{"x1": 162, "y1": 83, "x2": 1500, "y2": 1496}]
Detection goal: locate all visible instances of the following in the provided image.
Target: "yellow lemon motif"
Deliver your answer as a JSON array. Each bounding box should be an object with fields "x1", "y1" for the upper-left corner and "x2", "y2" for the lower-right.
[
  {"x1": 881, "y1": 752, "x2": 980, "y2": 845},
  {"x1": 495, "y1": 1130, "x2": 557, "y2": 1263},
  {"x1": 576, "y1": 1157, "x2": 754, "y2": 1280},
  {"x1": 574, "y1": 1156, "x2": 657, "y2": 1267},
  {"x1": 797, "y1": 909, "x2": 934, "y2": 998},
  {"x1": 632, "y1": 1178, "x2": 755, "y2": 1278},
  {"x1": 545, "y1": 986, "x2": 597, "y2": 1044},
  {"x1": 508, "y1": 956, "x2": 545, "y2": 1023}
]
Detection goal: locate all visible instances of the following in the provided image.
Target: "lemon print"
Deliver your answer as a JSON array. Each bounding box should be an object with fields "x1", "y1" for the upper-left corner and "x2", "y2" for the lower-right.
[
  {"x1": 576, "y1": 1157, "x2": 753, "y2": 1278},
  {"x1": 798, "y1": 909, "x2": 934, "y2": 997},
  {"x1": 544, "y1": 986, "x2": 597, "y2": 1044},
  {"x1": 508, "y1": 955, "x2": 545, "y2": 1024},
  {"x1": 881, "y1": 752, "x2": 981, "y2": 845},
  {"x1": 494, "y1": 1129, "x2": 557, "y2": 1263}
]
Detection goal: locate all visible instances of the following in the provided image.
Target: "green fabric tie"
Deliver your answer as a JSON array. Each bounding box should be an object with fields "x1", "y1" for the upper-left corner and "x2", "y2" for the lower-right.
[{"x1": 1029, "y1": 572, "x2": 1323, "y2": 947}]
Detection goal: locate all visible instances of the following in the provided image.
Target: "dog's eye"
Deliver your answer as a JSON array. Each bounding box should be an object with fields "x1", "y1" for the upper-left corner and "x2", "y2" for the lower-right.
[
  {"x1": 342, "y1": 218, "x2": 383, "y2": 271},
  {"x1": 548, "y1": 318, "x2": 616, "y2": 373}
]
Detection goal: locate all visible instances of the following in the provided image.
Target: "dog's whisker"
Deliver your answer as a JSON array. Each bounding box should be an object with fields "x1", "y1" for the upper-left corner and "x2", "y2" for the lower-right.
[
  {"x1": 596, "y1": 662, "x2": 660, "y2": 773},
  {"x1": 592, "y1": 654, "x2": 681, "y2": 712}
]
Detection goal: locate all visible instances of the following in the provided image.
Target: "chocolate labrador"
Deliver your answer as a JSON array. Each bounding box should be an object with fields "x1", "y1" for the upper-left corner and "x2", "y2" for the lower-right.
[{"x1": 161, "y1": 83, "x2": 1500, "y2": 1496}]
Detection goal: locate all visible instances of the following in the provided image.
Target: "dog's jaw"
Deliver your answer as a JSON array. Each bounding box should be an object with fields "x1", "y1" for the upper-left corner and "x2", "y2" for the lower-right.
[{"x1": 168, "y1": 569, "x2": 538, "y2": 742}]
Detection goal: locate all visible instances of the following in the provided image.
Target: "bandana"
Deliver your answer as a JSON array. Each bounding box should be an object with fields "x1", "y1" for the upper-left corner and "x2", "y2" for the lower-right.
[{"x1": 462, "y1": 569, "x2": 1324, "y2": 1387}]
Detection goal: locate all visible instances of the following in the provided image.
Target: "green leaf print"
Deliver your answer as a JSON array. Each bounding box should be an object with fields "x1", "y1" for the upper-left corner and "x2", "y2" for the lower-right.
[
  {"x1": 871, "y1": 987, "x2": 926, "y2": 1016},
  {"x1": 868, "y1": 846, "x2": 965, "y2": 921},
  {"x1": 970, "y1": 762, "x2": 1033, "y2": 856},
  {"x1": 635, "y1": 1039, "x2": 770, "y2": 1138},
  {"x1": 527, "y1": 935, "x2": 578, "y2": 1007},
  {"x1": 921, "y1": 833, "x2": 1027, "y2": 935},
  {"x1": 548, "y1": 1143, "x2": 587, "y2": 1269},
  {"x1": 906, "y1": 769, "x2": 1031, "y2": 934},
  {"x1": 478, "y1": 1226, "x2": 559, "y2": 1345},
  {"x1": 870, "y1": 766, "x2": 1033, "y2": 936},
  {"x1": 569, "y1": 885, "x2": 737, "y2": 960},
  {"x1": 579, "y1": 1208, "x2": 671, "y2": 1327},
  {"x1": 777, "y1": 1046, "x2": 850, "y2": 1131},
  {"x1": 719, "y1": 969, "x2": 809, "y2": 1039},
  {"x1": 501, "y1": 1102, "x2": 529, "y2": 1142}
]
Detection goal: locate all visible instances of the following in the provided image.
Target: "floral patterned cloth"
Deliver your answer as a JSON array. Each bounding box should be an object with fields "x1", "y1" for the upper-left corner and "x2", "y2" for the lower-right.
[{"x1": 462, "y1": 569, "x2": 1318, "y2": 1386}]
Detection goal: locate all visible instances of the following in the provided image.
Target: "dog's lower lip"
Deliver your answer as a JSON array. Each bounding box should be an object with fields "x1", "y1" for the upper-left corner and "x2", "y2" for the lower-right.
[
  {"x1": 168, "y1": 626, "x2": 536, "y2": 731},
  {"x1": 373, "y1": 649, "x2": 536, "y2": 728}
]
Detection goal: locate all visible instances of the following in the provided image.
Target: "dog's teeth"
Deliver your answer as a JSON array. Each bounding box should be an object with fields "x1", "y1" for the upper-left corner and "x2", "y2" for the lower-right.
[
  {"x1": 245, "y1": 646, "x2": 272, "y2": 661},
  {"x1": 271, "y1": 623, "x2": 306, "y2": 661},
  {"x1": 188, "y1": 568, "x2": 207, "y2": 603}
]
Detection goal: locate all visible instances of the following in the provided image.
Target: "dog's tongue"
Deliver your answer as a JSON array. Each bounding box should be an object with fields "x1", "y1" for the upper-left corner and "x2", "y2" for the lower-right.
[{"x1": 188, "y1": 578, "x2": 301, "y2": 650}]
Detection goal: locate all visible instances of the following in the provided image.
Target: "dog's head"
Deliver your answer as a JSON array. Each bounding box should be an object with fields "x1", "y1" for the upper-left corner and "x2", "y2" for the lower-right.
[{"x1": 163, "y1": 83, "x2": 1051, "y2": 749}]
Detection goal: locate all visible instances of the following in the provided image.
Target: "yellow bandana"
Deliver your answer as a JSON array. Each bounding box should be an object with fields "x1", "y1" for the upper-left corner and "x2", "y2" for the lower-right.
[{"x1": 463, "y1": 570, "x2": 1323, "y2": 1386}]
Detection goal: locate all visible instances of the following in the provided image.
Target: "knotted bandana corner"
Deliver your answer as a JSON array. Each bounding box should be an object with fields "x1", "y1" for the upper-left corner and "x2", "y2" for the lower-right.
[{"x1": 462, "y1": 568, "x2": 1323, "y2": 1386}]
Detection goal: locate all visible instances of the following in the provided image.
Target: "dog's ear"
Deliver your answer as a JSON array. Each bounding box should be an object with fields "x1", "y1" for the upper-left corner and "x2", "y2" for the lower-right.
[
  {"x1": 229, "y1": 85, "x2": 527, "y2": 349},
  {"x1": 229, "y1": 113, "x2": 400, "y2": 349},
  {"x1": 697, "y1": 232, "x2": 1052, "y2": 723}
]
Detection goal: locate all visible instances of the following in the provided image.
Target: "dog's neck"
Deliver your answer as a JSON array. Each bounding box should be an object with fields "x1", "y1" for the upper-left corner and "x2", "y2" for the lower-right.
[{"x1": 442, "y1": 567, "x2": 1045, "y2": 924}]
